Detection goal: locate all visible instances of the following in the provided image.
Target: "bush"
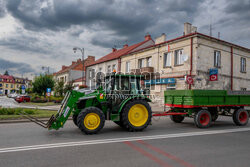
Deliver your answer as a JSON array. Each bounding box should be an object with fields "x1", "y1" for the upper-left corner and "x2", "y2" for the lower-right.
[
  {"x1": 0, "y1": 108, "x2": 35, "y2": 115},
  {"x1": 49, "y1": 96, "x2": 63, "y2": 103}
]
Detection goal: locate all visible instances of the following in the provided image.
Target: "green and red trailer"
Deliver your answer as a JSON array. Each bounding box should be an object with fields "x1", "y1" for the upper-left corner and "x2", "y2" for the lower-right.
[{"x1": 153, "y1": 90, "x2": 250, "y2": 128}]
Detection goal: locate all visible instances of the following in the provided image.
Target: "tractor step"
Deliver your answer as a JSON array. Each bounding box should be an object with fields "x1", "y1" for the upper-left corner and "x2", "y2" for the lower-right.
[{"x1": 19, "y1": 110, "x2": 56, "y2": 128}]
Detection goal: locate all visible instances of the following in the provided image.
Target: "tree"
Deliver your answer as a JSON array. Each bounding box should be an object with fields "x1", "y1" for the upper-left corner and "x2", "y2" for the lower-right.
[
  {"x1": 54, "y1": 80, "x2": 64, "y2": 97},
  {"x1": 64, "y1": 82, "x2": 74, "y2": 94},
  {"x1": 33, "y1": 74, "x2": 55, "y2": 96},
  {"x1": 4, "y1": 70, "x2": 9, "y2": 76}
]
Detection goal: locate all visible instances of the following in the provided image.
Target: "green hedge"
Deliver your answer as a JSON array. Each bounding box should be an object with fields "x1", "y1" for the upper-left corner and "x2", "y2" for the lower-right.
[{"x1": 0, "y1": 108, "x2": 35, "y2": 115}]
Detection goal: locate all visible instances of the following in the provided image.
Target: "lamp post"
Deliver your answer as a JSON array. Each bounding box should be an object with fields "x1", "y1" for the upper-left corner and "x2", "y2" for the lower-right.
[{"x1": 73, "y1": 47, "x2": 84, "y2": 86}]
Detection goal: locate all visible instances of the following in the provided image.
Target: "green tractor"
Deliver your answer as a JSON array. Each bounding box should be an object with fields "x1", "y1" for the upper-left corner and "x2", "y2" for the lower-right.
[{"x1": 22, "y1": 72, "x2": 152, "y2": 134}]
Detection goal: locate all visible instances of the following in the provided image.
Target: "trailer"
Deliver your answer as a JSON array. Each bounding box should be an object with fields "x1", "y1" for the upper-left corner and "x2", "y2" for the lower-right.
[{"x1": 156, "y1": 90, "x2": 250, "y2": 128}]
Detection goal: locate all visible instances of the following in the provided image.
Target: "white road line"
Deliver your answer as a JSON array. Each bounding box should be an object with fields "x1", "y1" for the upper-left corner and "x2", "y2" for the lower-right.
[{"x1": 0, "y1": 127, "x2": 250, "y2": 154}]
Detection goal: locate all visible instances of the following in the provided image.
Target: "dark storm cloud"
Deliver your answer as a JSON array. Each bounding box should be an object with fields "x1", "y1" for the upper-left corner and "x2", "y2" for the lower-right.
[
  {"x1": 5, "y1": 0, "x2": 203, "y2": 48},
  {"x1": 0, "y1": 0, "x2": 6, "y2": 17},
  {"x1": 0, "y1": 57, "x2": 35, "y2": 73}
]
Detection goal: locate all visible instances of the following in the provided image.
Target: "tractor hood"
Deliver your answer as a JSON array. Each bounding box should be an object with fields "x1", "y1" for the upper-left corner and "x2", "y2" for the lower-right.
[{"x1": 77, "y1": 89, "x2": 95, "y2": 95}]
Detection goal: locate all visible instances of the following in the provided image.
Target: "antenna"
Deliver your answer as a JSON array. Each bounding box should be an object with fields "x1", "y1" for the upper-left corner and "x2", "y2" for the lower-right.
[{"x1": 218, "y1": 32, "x2": 220, "y2": 39}]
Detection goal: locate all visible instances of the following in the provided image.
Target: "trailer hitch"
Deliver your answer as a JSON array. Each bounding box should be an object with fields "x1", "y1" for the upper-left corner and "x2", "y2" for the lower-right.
[{"x1": 19, "y1": 110, "x2": 56, "y2": 128}]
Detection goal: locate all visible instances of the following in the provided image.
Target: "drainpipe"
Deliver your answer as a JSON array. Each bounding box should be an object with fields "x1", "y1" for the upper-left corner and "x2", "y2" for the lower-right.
[
  {"x1": 231, "y1": 46, "x2": 233, "y2": 90},
  {"x1": 189, "y1": 37, "x2": 193, "y2": 90},
  {"x1": 118, "y1": 58, "x2": 121, "y2": 72}
]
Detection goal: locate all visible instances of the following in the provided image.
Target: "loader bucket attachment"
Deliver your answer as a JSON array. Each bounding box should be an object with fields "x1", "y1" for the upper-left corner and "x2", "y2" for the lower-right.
[
  {"x1": 18, "y1": 91, "x2": 72, "y2": 129},
  {"x1": 19, "y1": 110, "x2": 56, "y2": 128}
]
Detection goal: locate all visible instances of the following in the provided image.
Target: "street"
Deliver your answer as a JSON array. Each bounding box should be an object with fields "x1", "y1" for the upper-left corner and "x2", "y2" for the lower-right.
[{"x1": 0, "y1": 116, "x2": 250, "y2": 167}]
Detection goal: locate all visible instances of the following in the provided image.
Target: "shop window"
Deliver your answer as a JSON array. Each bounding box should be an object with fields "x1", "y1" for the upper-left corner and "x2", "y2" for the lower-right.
[
  {"x1": 240, "y1": 57, "x2": 246, "y2": 73},
  {"x1": 214, "y1": 51, "x2": 221, "y2": 67}
]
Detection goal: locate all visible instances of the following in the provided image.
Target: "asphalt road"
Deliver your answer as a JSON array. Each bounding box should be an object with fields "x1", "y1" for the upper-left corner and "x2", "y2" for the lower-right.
[{"x1": 0, "y1": 116, "x2": 250, "y2": 167}]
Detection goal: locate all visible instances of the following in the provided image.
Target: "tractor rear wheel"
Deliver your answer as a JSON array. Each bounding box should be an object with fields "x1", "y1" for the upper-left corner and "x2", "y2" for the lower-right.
[
  {"x1": 77, "y1": 107, "x2": 105, "y2": 134},
  {"x1": 194, "y1": 110, "x2": 212, "y2": 128},
  {"x1": 121, "y1": 100, "x2": 152, "y2": 132},
  {"x1": 233, "y1": 108, "x2": 249, "y2": 126},
  {"x1": 170, "y1": 115, "x2": 185, "y2": 123},
  {"x1": 72, "y1": 114, "x2": 78, "y2": 127}
]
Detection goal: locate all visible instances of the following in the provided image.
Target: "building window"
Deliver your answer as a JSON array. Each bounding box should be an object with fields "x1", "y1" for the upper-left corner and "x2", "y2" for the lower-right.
[
  {"x1": 11, "y1": 84, "x2": 13, "y2": 88},
  {"x1": 174, "y1": 49, "x2": 184, "y2": 65},
  {"x1": 146, "y1": 57, "x2": 152, "y2": 67},
  {"x1": 138, "y1": 59, "x2": 144, "y2": 68},
  {"x1": 241, "y1": 88, "x2": 247, "y2": 91},
  {"x1": 214, "y1": 51, "x2": 221, "y2": 67},
  {"x1": 89, "y1": 69, "x2": 92, "y2": 78},
  {"x1": 240, "y1": 57, "x2": 246, "y2": 73},
  {"x1": 164, "y1": 52, "x2": 171, "y2": 67},
  {"x1": 126, "y1": 61, "x2": 130, "y2": 73},
  {"x1": 107, "y1": 65, "x2": 111, "y2": 73},
  {"x1": 112, "y1": 64, "x2": 116, "y2": 71},
  {"x1": 99, "y1": 67, "x2": 102, "y2": 72},
  {"x1": 6, "y1": 84, "x2": 8, "y2": 88},
  {"x1": 64, "y1": 76, "x2": 67, "y2": 82},
  {"x1": 0, "y1": 84, "x2": 2, "y2": 87}
]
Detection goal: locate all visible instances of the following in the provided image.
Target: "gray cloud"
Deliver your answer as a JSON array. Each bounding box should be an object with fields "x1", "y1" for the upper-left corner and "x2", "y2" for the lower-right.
[{"x1": 0, "y1": 57, "x2": 35, "y2": 74}]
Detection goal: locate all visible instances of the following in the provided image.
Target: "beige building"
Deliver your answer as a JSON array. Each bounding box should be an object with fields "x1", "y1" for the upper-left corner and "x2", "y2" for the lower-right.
[
  {"x1": 86, "y1": 35, "x2": 154, "y2": 87},
  {"x1": 121, "y1": 23, "x2": 250, "y2": 100}
]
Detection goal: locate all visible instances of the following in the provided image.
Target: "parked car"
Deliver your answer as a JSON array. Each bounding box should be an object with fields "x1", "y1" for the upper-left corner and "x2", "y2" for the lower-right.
[
  {"x1": 15, "y1": 95, "x2": 31, "y2": 103},
  {"x1": 8, "y1": 93, "x2": 19, "y2": 98}
]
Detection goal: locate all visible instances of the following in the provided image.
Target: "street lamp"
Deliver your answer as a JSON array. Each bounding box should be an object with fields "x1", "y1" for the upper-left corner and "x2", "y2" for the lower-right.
[
  {"x1": 42, "y1": 66, "x2": 50, "y2": 74},
  {"x1": 73, "y1": 47, "x2": 84, "y2": 86}
]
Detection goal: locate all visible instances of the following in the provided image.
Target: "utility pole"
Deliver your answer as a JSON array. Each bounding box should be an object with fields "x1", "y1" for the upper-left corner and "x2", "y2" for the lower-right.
[{"x1": 73, "y1": 47, "x2": 85, "y2": 86}]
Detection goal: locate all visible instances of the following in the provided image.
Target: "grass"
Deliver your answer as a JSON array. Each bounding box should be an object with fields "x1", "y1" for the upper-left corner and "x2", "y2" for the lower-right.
[
  {"x1": 24, "y1": 102, "x2": 58, "y2": 106},
  {"x1": 0, "y1": 108, "x2": 58, "y2": 120}
]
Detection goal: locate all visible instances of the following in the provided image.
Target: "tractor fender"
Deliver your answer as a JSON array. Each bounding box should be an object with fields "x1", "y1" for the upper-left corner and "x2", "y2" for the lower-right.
[{"x1": 118, "y1": 96, "x2": 151, "y2": 113}]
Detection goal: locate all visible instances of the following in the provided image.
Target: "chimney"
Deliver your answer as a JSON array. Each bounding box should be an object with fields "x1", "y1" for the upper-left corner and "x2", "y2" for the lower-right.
[
  {"x1": 184, "y1": 22, "x2": 192, "y2": 35},
  {"x1": 191, "y1": 26, "x2": 197, "y2": 33},
  {"x1": 123, "y1": 44, "x2": 128, "y2": 48},
  {"x1": 77, "y1": 58, "x2": 82, "y2": 63},
  {"x1": 112, "y1": 48, "x2": 117, "y2": 52},
  {"x1": 144, "y1": 34, "x2": 151, "y2": 40},
  {"x1": 155, "y1": 33, "x2": 166, "y2": 44},
  {"x1": 62, "y1": 65, "x2": 67, "y2": 70}
]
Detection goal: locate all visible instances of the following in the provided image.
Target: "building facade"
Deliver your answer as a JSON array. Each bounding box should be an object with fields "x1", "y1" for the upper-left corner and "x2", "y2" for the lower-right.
[
  {"x1": 120, "y1": 23, "x2": 250, "y2": 101},
  {"x1": 0, "y1": 75, "x2": 31, "y2": 95},
  {"x1": 86, "y1": 34, "x2": 155, "y2": 87},
  {"x1": 54, "y1": 56, "x2": 95, "y2": 86}
]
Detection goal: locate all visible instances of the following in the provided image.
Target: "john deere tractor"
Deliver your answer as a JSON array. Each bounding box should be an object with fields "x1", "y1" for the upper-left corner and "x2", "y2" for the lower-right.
[{"x1": 22, "y1": 72, "x2": 152, "y2": 134}]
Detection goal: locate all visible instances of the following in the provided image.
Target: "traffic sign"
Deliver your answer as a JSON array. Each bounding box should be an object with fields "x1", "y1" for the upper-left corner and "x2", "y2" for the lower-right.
[
  {"x1": 209, "y1": 68, "x2": 218, "y2": 81},
  {"x1": 46, "y1": 88, "x2": 51, "y2": 97},
  {"x1": 186, "y1": 75, "x2": 193, "y2": 85}
]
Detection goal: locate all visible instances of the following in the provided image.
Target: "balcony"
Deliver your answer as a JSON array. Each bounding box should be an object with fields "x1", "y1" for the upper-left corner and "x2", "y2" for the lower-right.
[{"x1": 130, "y1": 67, "x2": 154, "y2": 75}]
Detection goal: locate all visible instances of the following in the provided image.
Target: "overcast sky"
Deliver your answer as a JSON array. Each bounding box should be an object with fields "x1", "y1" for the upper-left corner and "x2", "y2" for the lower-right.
[{"x1": 0, "y1": 0, "x2": 249, "y2": 78}]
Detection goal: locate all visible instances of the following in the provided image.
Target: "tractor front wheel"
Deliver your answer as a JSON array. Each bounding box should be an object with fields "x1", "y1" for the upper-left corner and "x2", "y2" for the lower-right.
[
  {"x1": 121, "y1": 100, "x2": 152, "y2": 132},
  {"x1": 72, "y1": 114, "x2": 78, "y2": 127},
  {"x1": 77, "y1": 107, "x2": 105, "y2": 134}
]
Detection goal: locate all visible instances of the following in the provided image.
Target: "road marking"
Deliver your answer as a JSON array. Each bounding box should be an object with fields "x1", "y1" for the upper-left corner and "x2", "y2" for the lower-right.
[
  {"x1": 0, "y1": 127, "x2": 250, "y2": 154},
  {"x1": 137, "y1": 140, "x2": 194, "y2": 167},
  {"x1": 124, "y1": 141, "x2": 172, "y2": 167}
]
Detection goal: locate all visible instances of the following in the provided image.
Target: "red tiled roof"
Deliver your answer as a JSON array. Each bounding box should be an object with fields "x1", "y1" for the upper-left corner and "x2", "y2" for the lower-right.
[
  {"x1": 86, "y1": 38, "x2": 153, "y2": 67},
  {"x1": 54, "y1": 61, "x2": 83, "y2": 76}
]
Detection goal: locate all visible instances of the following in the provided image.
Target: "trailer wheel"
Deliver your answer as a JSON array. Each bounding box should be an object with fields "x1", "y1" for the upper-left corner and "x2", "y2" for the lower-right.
[
  {"x1": 72, "y1": 114, "x2": 78, "y2": 127},
  {"x1": 233, "y1": 109, "x2": 249, "y2": 126},
  {"x1": 121, "y1": 100, "x2": 152, "y2": 132},
  {"x1": 194, "y1": 110, "x2": 212, "y2": 128},
  {"x1": 170, "y1": 115, "x2": 185, "y2": 123},
  {"x1": 211, "y1": 113, "x2": 219, "y2": 122},
  {"x1": 77, "y1": 107, "x2": 105, "y2": 134}
]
